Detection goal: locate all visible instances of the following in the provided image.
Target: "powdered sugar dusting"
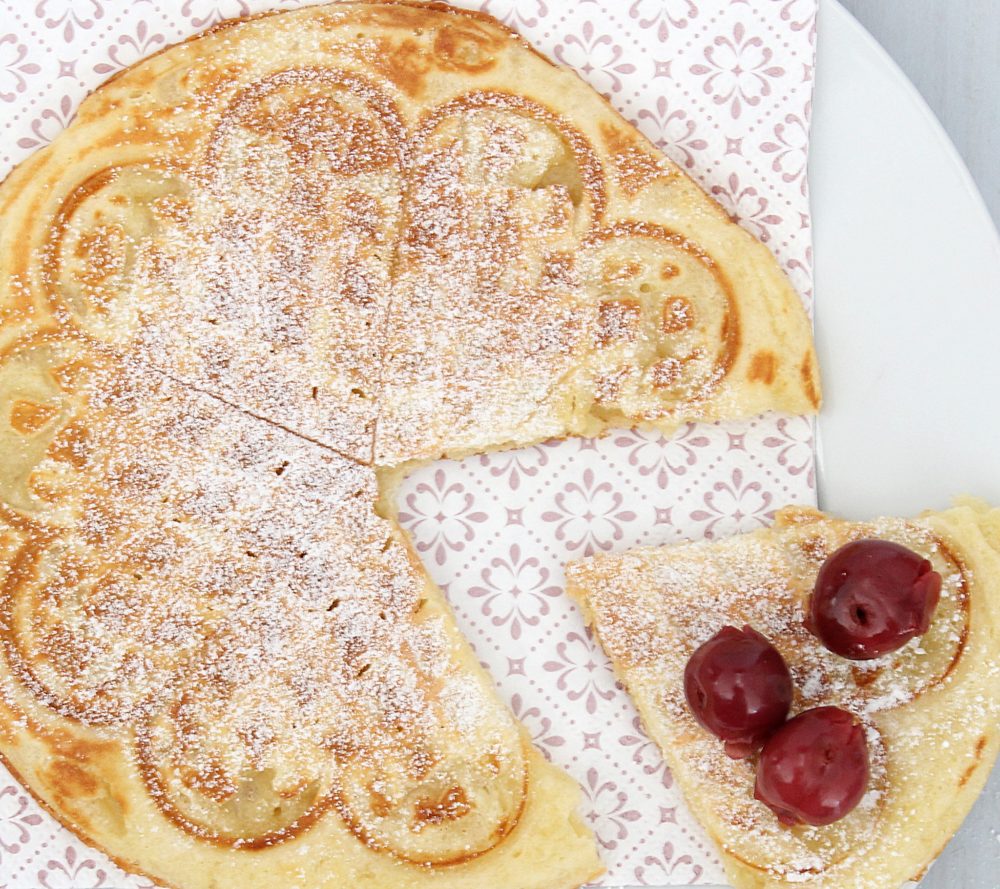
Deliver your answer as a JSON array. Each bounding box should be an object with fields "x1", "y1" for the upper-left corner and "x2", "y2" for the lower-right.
[
  {"x1": 2, "y1": 344, "x2": 524, "y2": 855},
  {"x1": 568, "y1": 506, "x2": 996, "y2": 886}
]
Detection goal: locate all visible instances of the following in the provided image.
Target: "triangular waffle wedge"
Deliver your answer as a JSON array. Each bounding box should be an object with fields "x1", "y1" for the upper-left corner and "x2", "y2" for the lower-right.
[
  {"x1": 567, "y1": 503, "x2": 1000, "y2": 889},
  {"x1": 0, "y1": 3, "x2": 822, "y2": 888}
]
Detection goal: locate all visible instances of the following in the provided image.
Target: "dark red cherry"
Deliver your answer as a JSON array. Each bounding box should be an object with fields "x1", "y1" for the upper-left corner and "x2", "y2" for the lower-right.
[
  {"x1": 808, "y1": 539, "x2": 942, "y2": 660},
  {"x1": 754, "y1": 706, "x2": 870, "y2": 826},
  {"x1": 684, "y1": 625, "x2": 793, "y2": 759}
]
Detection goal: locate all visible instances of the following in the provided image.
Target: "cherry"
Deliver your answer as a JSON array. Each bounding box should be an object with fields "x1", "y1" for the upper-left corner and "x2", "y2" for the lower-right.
[
  {"x1": 684, "y1": 625, "x2": 793, "y2": 759},
  {"x1": 754, "y1": 706, "x2": 869, "y2": 826},
  {"x1": 808, "y1": 539, "x2": 942, "y2": 660}
]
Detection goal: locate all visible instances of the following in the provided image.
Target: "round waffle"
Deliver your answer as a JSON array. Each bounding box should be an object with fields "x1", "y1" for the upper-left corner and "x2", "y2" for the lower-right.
[{"x1": 0, "y1": 3, "x2": 819, "y2": 888}]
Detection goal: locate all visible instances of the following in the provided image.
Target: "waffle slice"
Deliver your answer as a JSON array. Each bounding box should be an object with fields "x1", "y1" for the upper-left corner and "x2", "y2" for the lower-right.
[{"x1": 566, "y1": 502, "x2": 1000, "y2": 889}]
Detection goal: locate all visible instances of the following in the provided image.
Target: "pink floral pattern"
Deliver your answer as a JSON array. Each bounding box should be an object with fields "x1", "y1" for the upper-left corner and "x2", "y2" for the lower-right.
[
  {"x1": 468, "y1": 543, "x2": 561, "y2": 639},
  {"x1": 620, "y1": 716, "x2": 673, "y2": 779},
  {"x1": 93, "y1": 21, "x2": 165, "y2": 76},
  {"x1": 510, "y1": 693, "x2": 567, "y2": 757},
  {"x1": 690, "y1": 20, "x2": 785, "y2": 118},
  {"x1": 16, "y1": 94, "x2": 77, "y2": 151},
  {"x1": 628, "y1": 0, "x2": 698, "y2": 42},
  {"x1": 636, "y1": 97, "x2": 710, "y2": 170},
  {"x1": 0, "y1": 35, "x2": 41, "y2": 101},
  {"x1": 711, "y1": 171, "x2": 784, "y2": 242},
  {"x1": 543, "y1": 630, "x2": 619, "y2": 715},
  {"x1": 760, "y1": 415, "x2": 816, "y2": 487},
  {"x1": 761, "y1": 107, "x2": 811, "y2": 193},
  {"x1": 38, "y1": 846, "x2": 107, "y2": 889},
  {"x1": 397, "y1": 468, "x2": 488, "y2": 566},
  {"x1": 477, "y1": 442, "x2": 550, "y2": 491},
  {"x1": 780, "y1": 0, "x2": 819, "y2": 36},
  {"x1": 541, "y1": 467, "x2": 638, "y2": 556},
  {"x1": 690, "y1": 466, "x2": 775, "y2": 538},
  {"x1": 613, "y1": 425, "x2": 712, "y2": 489},
  {"x1": 0, "y1": 787, "x2": 42, "y2": 856},
  {"x1": 181, "y1": 0, "x2": 253, "y2": 28},
  {"x1": 580, "y1": 768, "x2": 642, "y2": 851},
  {"x1": 180, "y1": 0, "x2": 307, "y2": 27},
  {"x1": 553, "y1": 20, "x2": 637, "y2": 97},
  {"x1": 34, "y1": 0, "x2": 104, "y2": 43},
  {"x1": 477, "y1": 0, "x2": 548, "y2": 29},
  {"x1": 1, "y1": 1, "x2": 817, "y2": 885},
  {"x1": 634, "y1": 841, "x2": 705, "y2": 885}
]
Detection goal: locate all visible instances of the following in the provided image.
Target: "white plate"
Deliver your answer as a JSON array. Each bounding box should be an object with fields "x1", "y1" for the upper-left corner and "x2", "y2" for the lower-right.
[
  {"x1": 812, "y1": 1, "x2": 1000, "y2": 520},
  {"x1": 810, "y1": 1, "x2": 1000, "y2": 888}
]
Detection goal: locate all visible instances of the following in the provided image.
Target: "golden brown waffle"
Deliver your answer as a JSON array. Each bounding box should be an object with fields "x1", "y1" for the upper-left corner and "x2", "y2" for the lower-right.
[
  {"x1": 0, "y1": 332, "x2": 594, "y2": 887},
  {"x1": 0, "y1": 3, "x2": 820, "y2": 887},
  {"x1": 567, "y1": 502, "x2": 1000, "y2": 889}
]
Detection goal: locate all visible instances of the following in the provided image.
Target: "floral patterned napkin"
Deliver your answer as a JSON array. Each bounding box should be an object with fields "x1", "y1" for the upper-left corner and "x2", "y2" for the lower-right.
[{"x1": 0, "y1": 1, "x2": 816, "y2": 885}]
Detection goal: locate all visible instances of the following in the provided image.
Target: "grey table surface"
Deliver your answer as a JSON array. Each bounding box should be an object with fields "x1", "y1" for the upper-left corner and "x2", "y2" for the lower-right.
[{"x1": 838, "y1": 0, "x2": 1000, "y2": 230}]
